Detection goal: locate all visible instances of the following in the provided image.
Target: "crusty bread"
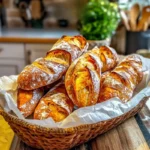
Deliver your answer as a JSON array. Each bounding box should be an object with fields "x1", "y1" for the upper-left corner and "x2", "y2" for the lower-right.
[
  {"x1": 65, "y1": 46, "x2": 119, "y2": 107},
  {"x1": 17, "y1": 35, "x2": 88, "y2": 90},
  {"x1": 34, "y1": 83, "x2": 74, "y2": 122},
  {"x1": 50, "y1": 35, "x2": 88, "y2": 61},
  {"x1": 17, "y1": 88, "x2": 44, "y2": 117},
  {"x1": 91, "y1": 46, "x2": 119, "y2": 72},
  {"x1": 43, "y1": 78, "x2": 64, "y2": 94},
  {"x1": 98, "y1": 54, "x2": 143, "y2": 103}
]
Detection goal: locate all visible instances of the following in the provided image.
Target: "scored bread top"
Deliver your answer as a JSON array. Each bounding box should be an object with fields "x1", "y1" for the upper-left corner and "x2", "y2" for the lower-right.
[
  {"x1": 65, "y1": 46, "x2": 119, "y2": 107},
  {"x1": 17, "y1": 88, "x2": 44, "y2": 117},
  {"x1": 18, "y1": 57, "x2": 67, "y2": 90},
  {"x1": 33, "y1": 83, "x2": 74, "y2": 121},
  {"x1": 18, "y1": 35, "x2": 88, "y2": 90},
  {"x1": 50, "y1": 35, "x2": 88, "y2": 61},
  {"x1": 98, "y1": 54, "x2": 143, "y2": 103}
]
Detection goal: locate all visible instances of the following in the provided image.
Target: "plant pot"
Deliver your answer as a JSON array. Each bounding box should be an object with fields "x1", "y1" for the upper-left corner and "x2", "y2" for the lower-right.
[{"x1": 88, "y1": 38, "x2": 111, "y2": 50}]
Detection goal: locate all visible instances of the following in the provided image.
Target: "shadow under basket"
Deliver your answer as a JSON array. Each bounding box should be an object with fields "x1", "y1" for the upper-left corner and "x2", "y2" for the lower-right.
[{"x1": 0, "y1": 99, "x2": 147, "y2": 150}]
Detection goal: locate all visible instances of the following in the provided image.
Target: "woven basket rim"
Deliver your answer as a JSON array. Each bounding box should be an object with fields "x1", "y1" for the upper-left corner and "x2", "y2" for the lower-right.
[
  {"x1": 0, "y1": 98, "x2": 148, "y2": 134},
  {"x1": 0, "y1": 109, "x2": 103, "y2": 134}
]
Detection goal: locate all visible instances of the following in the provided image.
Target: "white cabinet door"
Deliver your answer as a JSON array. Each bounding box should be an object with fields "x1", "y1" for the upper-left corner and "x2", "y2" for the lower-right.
[
  {"x1": 0, "y1": 65, "x2": 17, "y2": 76},
  {"x1": 0, "y1": 43, "x2": 25, "y2": 77},
  {"x1": 0, "y1": 43, "x2": 24, "y2": 59},
  {"x1": 0, "y1": 59, "x2": 25, "y2": 77},
  {"x1": 25, "y1": 44, "x2": 53, "y2": 64}
]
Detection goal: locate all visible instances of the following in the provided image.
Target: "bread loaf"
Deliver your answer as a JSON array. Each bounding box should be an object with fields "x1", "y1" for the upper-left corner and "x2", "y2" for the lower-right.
[
  {"x1": 17, "y1": 88, "x2": 44, "y2": 117},
  {"x1": 98, "y1": 55, "x2": 143, "y2": 103},
  {"x1": 34, "y1": 83, "x2": 74, "y2": 122},
  {"x1": 65, "y1": 46, "x2": 119, "y2": 107},
  {"x1": 18, "y1": 35, "x2": 88, "y2": 90}
]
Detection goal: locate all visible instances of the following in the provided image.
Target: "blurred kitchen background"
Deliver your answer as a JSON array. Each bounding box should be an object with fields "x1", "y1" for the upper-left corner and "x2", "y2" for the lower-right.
[
  {"x1": 0, "y1": 0, "x2": 88, "y2": 29},
  {"x1": 0, "y1": 0, "x2": 149, "y2": 77}
]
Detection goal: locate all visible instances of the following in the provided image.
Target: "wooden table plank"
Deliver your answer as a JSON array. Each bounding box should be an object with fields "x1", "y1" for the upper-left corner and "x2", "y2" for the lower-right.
[
  {"x1": 117, "y1": 117, "x2": 149, "y2": 150},
  {"x1": 91, "y1": 128, "x2": 124, "y2": 150},
  {"x1": 90, "y1": 117, "x2": 149, "y2": 150}
]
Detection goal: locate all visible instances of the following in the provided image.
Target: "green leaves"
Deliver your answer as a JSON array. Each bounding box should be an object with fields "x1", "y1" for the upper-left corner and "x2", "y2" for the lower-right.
[{"x1": 79, "y1": 0, "x2": 120, "y2": 40}]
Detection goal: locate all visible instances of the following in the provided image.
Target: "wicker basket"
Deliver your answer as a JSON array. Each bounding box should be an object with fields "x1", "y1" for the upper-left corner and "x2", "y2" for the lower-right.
[{"x1": 0, "y1": 98, "x2": 147, "y2": 150}]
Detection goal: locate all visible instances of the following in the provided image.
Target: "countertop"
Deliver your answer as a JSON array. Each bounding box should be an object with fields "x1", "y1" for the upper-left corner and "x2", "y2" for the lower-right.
[{"x1": 0, "y1": 28, "x2": 79, "y2": 43}]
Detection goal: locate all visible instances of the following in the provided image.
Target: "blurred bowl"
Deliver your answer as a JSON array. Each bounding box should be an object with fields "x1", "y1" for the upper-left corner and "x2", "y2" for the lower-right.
[
  {"x1": 136, "y1": 49, "x2": 150, "y2": 58},
  {"x1": 58, "y1": 19, "x2": 69, "y2": 27},
  {"x1": 88, "y1": 38, "x2": 111, "y2": 50}
]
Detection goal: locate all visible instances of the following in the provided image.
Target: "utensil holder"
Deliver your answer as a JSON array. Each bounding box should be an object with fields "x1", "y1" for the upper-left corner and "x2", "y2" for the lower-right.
[{"x1": 125, "y1": 30, "x2": 150, "y2": 55}]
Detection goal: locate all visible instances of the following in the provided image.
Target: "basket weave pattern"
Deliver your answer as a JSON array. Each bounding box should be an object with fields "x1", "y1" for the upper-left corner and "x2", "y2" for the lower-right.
[{"x1": 0, "y1": 99, "x2": 146, "y2": 150}]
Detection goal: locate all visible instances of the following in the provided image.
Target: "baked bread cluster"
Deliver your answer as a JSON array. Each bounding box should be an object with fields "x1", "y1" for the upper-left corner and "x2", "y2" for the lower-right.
[{"x1": 17, "y1": 35, "x2": 143, "y2": 122}]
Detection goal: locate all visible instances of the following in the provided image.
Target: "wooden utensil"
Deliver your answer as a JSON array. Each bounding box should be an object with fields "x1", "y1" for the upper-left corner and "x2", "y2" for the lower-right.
[
  {"x1": 143, "y1": 22, "x2": 149, "y2": 31},
  {"x1": 137, "y1": 6, "x2": 150, "y2": 31},
  {"x1": 144, "y1": 17, "x2": 150, "y2": 31},
  {"x1": 129, "y1": 3, "x2": 140, "y2": 31},
  {"x1": 30, "y1": 0, "x2": 42, "y2": 20},
  {"x1": 120, "y1": 10, "x2": 130, "y2": 30}
]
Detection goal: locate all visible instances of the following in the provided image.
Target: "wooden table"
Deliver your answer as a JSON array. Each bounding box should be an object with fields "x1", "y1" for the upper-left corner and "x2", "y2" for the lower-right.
[{"x1": 10, "y1": 116, "x2": 150, "y2": 150}]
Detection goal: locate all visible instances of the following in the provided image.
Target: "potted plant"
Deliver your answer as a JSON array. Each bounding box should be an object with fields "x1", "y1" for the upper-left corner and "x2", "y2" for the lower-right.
[{"x1": 78, "y1": 0, "x2": 120, "y2": 49}]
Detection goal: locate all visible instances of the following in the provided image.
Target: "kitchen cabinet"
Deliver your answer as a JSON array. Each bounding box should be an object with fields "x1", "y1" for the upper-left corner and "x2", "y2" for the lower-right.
[
  {"x1": 0, "y1": 28, "x2": 79, "y2": 77},
  {"x1": 0, "y1": 43, "x2": 25, "y2": 59},
  {"x1": 0, "y1": 59, "x2": 25, "y2": 76},
  {"x1": 0, "y1": 43, "x2": 25, "y2": 77},
  {"x1": 0, "y1": 42, "x2": 54, "y2": 77},
  {"x1": 25, "y1": 43, "x2": 53, "y2": 64}
]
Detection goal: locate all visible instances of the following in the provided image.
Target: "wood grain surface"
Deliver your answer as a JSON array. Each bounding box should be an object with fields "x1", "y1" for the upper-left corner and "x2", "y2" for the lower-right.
[
  {"x1": 11, "y1": 117, "x2": 149, "y2": 150},
  {"x1": 91, "y1": 117, "x2": 149, "y2": 150}
]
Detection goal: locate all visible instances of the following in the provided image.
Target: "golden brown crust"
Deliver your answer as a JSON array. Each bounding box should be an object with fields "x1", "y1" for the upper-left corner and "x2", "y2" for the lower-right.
[
  {"x1": 65, "y1": 46, "x2": 119, "y2": 107},
  {"x1": 51, "y1": 35, "x2": 88, "y2": 53},
  {"x1": 18, "y1": 35, "x2": 88, "y2": 90},
  {"x1": 46, "y1": 49, "x2": 72, "y2": 66},
  {"x1": 50, "y1": 35, "x2": 88, "y2": 62},
  {"x1": 71, "y1": 55, "x2": 101, "y2": 107},
  {"x1": 33, "y1": 83, "x2": 74, "y2": 122},
  {"x1": 17, "y1": 58, "x2": 67, "y2": 90},
  {"x1": 43, "y1": 78, "x2": 64, "y2": 94},
  {"x1": 91, "y1": 46, "x2": 119, "y2": 72},
  {"x1": 64, "y1": 59, "x2": 78, "y2": 103},
  {"x1": 119, "y1": 55, "x2": 143, "y2": 83},
  {"x1": 17, "y1": 88, "x2": 44, "y2": 117},
  {"x1": 98, "y1": 55, "x2": 143, "y2": 103}
]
